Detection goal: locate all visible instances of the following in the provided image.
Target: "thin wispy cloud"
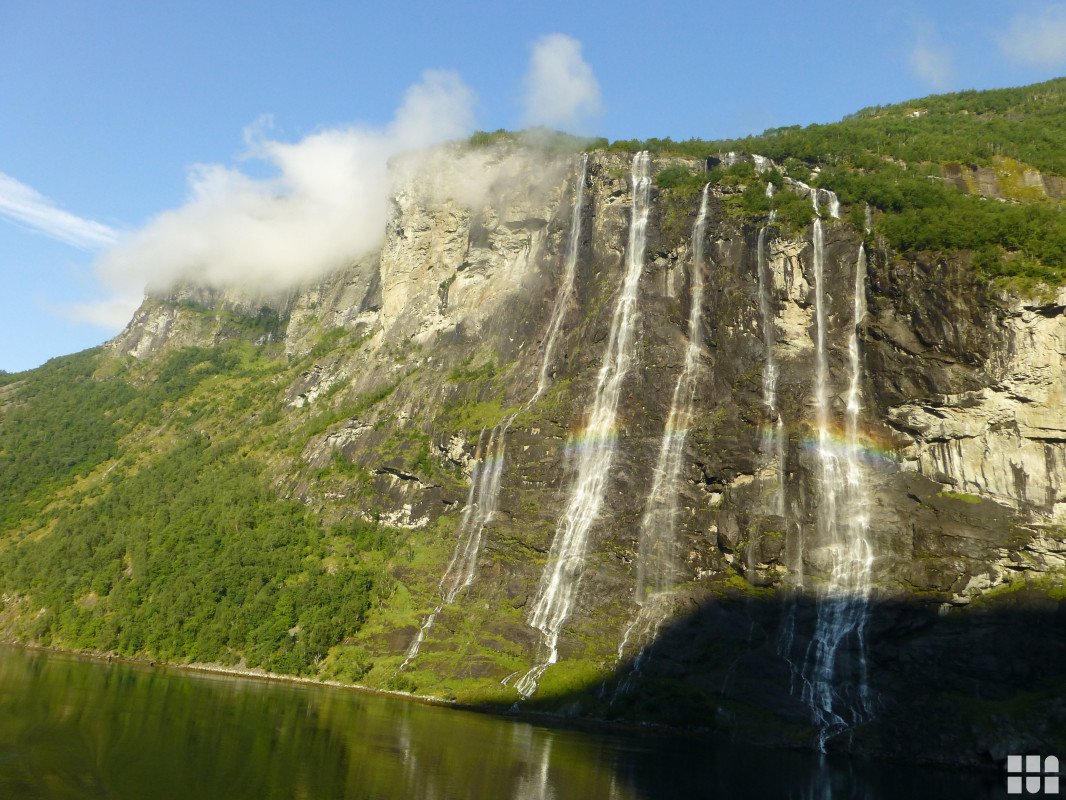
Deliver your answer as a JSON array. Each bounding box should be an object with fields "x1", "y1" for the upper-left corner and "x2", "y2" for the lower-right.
[
  {"x1": 999, "y1": 5, "x2": 1066, "y2": 68},
  {"x1": 62, "y1": 293, "x2": 146, "y2": 329},
  {"x1": 908, "y1": 41, "x2": 953, "y2": 91},
  {"x1": 0, "y1": 173, "x2": 117, "y2": 250},
  {"x1": 522, "y1": 34, "x2": 601, "y2": 132}
]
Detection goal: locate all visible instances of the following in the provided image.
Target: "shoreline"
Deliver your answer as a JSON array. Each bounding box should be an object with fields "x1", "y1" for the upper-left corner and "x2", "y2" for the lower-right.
[
  {"x1": 0, "y1": 639, "x2": 696, "y2": 743},
  {"x1": 0, "y1": 639, "x2": 1004, "y2": 774},
  {"x1": 0, "y1": 639, "x2": 458, "y2": 709}
]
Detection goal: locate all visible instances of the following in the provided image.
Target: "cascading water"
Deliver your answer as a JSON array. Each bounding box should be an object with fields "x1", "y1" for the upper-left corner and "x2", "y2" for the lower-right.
[
  {"x1": 400, "y1": 426, "x2": 508, "y2": 670},
  {"x1": 616, "y1": 183, "x2": 710, "y2": 678},
  {"x1": 636, "y1": 183, "x2": 709, "y2": 602},
  {"x1": 533, "y1": 153, "x2": 589, "y2": 403},
  {"x1": 783, "y1": 177, "x2": 841, "y2": 220},
  {"x1": 401, "y1": 155, "x2": 588, "y2": 670},
  {"x1": 758, "y1": 184, "x2": 786, "y2": 522},
  {"x1": 799, "y1": 206, "x2": 875, "y2": 748},
  {"x1": 841, "y1": 243, "x2": 874, "y2": 713},
  {"x1": 824, "y1": 190, "x2": 841, "y2": 221},
  {"x1": 515, "y1": 152, "x2": 652, "y2": 698}
]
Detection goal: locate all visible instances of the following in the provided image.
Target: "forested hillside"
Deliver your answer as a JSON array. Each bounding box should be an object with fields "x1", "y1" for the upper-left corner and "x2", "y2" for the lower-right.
[{"x1": 0, "y1": 342, "x2": 410, "y2": 682}]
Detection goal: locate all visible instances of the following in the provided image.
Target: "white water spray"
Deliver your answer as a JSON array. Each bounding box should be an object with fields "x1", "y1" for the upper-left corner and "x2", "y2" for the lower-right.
[
  {"x1": 534, "y1": 154, "x2": 589, "y2": 402},
  {"x1": 799, "y1": 221, "x2": 875, "y2": 748},
  {"x1": 400, "y1": 426, "x2": 508, "y2": 670},
  {"x1": 635, "y1": 183, "x2": 709, "y2": 602},
  {"x1": 515, "y1": 152, "x2": 652, "y2": 698},
  {"x1": 783, "y1": 178, "x2": 841, "y2": 220},
  {"x1": 401, "y1": 155, "x2": 589, "y2": 670},
  {"x1": 757, "y1": 201, "x2": 786, "y2": 522},
  {"x1": 824, "y1": 190, "x2": 841, "y2": 220},
  {"x1": 616, "y1": 183, "x2": 710, "y2": 676}
]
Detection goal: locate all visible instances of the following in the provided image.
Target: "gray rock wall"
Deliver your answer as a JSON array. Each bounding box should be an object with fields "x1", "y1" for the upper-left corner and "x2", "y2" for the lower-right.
[{"x1": 105, "y1": 145, "x2": 1066, "y2": 763}]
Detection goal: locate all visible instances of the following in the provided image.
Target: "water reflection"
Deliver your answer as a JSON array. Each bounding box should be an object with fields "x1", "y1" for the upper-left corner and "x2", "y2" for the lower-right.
[{"x1": 0, "y1": 646, "x2": 1001, "y2": 799}]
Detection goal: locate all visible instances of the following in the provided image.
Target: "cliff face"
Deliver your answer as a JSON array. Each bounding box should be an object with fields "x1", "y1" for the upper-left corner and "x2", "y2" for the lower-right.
[{"x1": 105, "y1": 145, "x2": 1066, "y2": 764}]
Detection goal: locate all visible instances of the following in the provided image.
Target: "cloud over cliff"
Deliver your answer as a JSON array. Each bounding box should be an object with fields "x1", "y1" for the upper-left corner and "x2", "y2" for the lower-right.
[
  {"x1": 74, "y1": 35, "x2": 604, "y2": 330},
  {"x1": 79, "y1": 70, "x2": 475, "y2": 327},
  {"x1": 521, "y1": 34, "x2": 602, "y2": 133}
]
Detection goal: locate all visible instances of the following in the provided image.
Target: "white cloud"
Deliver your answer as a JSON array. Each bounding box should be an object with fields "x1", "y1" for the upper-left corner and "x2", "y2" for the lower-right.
[
  {"x1": 522, "y1": 34, "x2": 601, "y2": 132},
  {"x1": 83, "y1": 69, "x2": 476, "y2": 326},
  {"x1": 64, "y1": 291, "x2": 147, "y2": 329},
  {"x1": 0, "y1": 173, "x2": 116, "y2": 249},
  {"x1": 999, "y1": 5, "x2": 1066, "y2": 68},
  {"x1": 908, "y1": 41, "x2": 954, "y2": 91}
]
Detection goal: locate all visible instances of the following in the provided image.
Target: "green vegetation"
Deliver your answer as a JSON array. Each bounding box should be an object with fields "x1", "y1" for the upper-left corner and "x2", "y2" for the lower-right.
[
  {"x1": 634, "y1": 77, "x2": 1066, "y2": 287},
  {"x1": 0, "y1": 339, "x2": 420, "y2": 680},
  {"x1": 298, "y1": 378, "x2": 401, "y2": 442},
  {"x1": 614, "y1": 79, "x2": 1066, "y2": 172},
  {"x1": 4, "y1": 78, "x2": 1066, "y2": 718},
  {"x1": 937, "y1": 490, "x2": 983, "y2": 504},
  {"x1": 0, "y1": 350, "x2": 136, "y2": 527},
  {"x1": 437, "y1": 273, "x2": 456, "y2": 312},
  {"x1": 309, "y1": 327, "x2": 349, "y2": 360},
  {"x1": 159, "y1": 300, "x2": 286, "y2": 340},
  {"x1": 654, "y1": 165, "x2": 709, "y2": 191},
  {"x1": 466, "y1": 127, "x2": 596, "y2": 155},
  {"x1": 447, "y1": 354, "x2": 497, "y2": 384},
  {"x1": 466, "y1": 129, "x2": 513, "y2": 148},
  {"x1": 0, "y1": 434, "x2": 402, "y2": 675}
]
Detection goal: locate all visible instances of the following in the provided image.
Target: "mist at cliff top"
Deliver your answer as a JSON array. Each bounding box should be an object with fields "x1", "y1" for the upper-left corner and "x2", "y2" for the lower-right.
[{"x1": 69, "y1": 34, "x2": 601, "y2": 329}]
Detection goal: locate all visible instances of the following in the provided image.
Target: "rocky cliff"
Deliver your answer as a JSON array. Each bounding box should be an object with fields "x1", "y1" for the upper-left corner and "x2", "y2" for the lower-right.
[{"x1": 72, "y1": 142, "x2": 1066, "y2": 764}]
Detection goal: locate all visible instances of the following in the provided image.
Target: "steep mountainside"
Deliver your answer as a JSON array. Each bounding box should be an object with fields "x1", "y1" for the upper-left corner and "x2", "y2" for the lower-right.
[{"x1": 2, "y1": 83, "x2": 1065, "y2": 766}]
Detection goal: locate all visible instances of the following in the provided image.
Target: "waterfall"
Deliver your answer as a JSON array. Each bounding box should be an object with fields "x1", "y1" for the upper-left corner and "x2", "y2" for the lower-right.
[
  {"x1": 515, "y1": 152, "x2": 652, "y2": 698},
  {"x1": 401, "y1": 155, "x2": 589, "y2": 670},
  {"x1": 811, "y1": 219, "x2": 835, "y2": 542},
  {"x1": 846, "y1": 247, "x2": 868, "y2": 482},
  {"x1": 616, "y1": 183, "x2": 710, "y2": 675},
  {"x1": 783, "y1": 177, "x2": 841, "y2": 220},
  {"x1": 800, "y1": 224, "x2": 875, "y2": 749},
  {"x1": 534, "y1": 154, "x2": 589, "y2": 402},
  {"x1": 843, "y1": 244, "x2": 873, "y2": 715},
  {"x1": 758, "y1": 198, "x2": 786, "y2": 522},
  {"x1": 400, "y1": 426, "x2": 508, "y2": 670},
  {"x1": 636, "y1": 183, "x2": 709, "y2": 602},
  {"x1": 824, "y1": 190, "x2": 841, "y2": 220}
]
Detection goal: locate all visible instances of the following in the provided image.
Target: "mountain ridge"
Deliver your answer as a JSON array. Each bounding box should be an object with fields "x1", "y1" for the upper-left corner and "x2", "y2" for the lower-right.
[{"x1": 2, "y1": 79, "x2": 1065, "y2": 765}]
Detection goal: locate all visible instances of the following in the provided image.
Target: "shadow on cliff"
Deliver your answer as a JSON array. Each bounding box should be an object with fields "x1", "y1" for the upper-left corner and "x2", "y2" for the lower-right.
[{"x1": 495, "y1": 587, "x2": 1066, "y2": 798}]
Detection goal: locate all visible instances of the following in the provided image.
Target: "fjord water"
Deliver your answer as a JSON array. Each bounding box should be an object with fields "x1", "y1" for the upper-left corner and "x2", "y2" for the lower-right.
[{"x1": 0, "y1": 646, "x2": 1003, "y2": 799}]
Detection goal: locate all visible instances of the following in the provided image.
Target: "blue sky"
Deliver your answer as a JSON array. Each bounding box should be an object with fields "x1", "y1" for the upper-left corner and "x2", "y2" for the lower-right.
[{"x1": 3, "y1": 0, "x2": 1066, "y2": 372}]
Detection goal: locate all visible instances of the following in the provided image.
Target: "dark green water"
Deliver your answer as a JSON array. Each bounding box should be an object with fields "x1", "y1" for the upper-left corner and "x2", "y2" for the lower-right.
[{"x1": 0, "y1": 645, "x2": 1001, "y2": 799}]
